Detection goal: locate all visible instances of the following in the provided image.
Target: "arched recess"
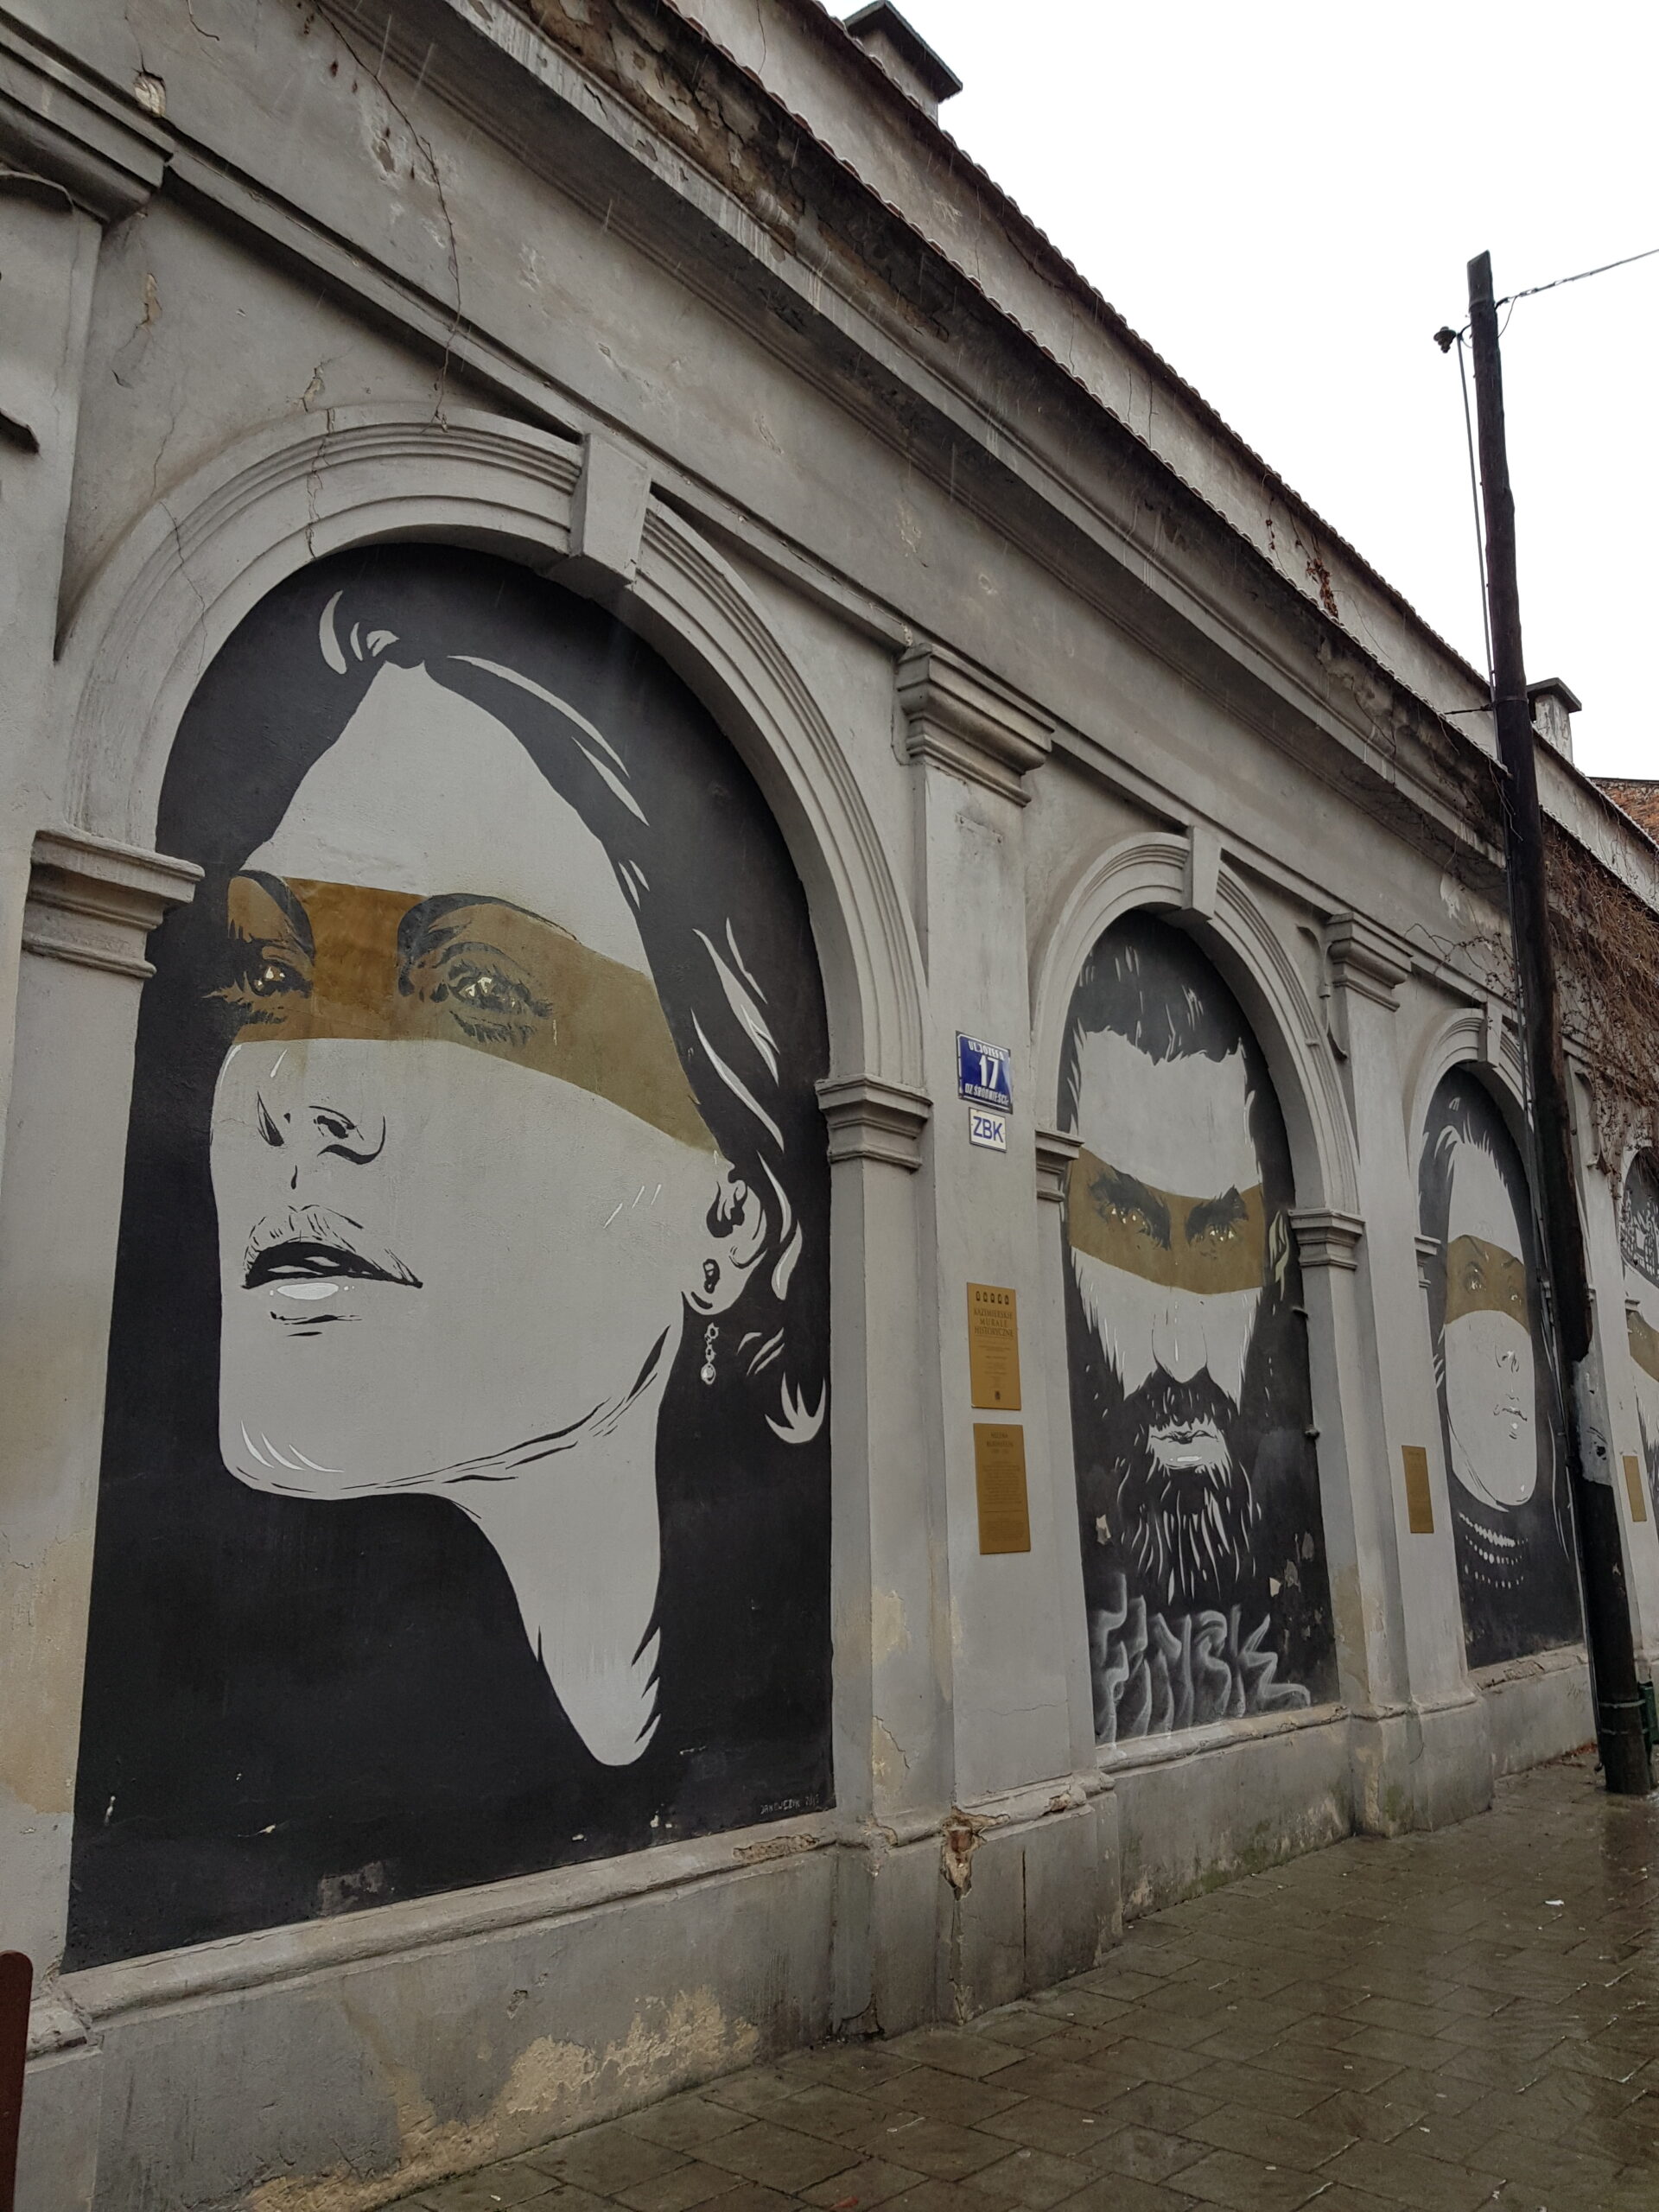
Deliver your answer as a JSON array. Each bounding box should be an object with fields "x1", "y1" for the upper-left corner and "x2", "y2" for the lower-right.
[
  {"x1": 1404, "y1": 1005, "x2": 1529, "y2": 1169},
  {"x1": 53, "y1": 404, "x2": 925, "y2": 1094},
  {"x1": 1030, "y1": 833, "x2": 1360, "y2": 1218}
]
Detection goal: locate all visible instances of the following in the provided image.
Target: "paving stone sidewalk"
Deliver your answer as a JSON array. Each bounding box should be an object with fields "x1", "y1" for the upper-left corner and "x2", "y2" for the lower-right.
[{"x1": 393, "y1": 1755, "x2": 1659, "y2": 2212}]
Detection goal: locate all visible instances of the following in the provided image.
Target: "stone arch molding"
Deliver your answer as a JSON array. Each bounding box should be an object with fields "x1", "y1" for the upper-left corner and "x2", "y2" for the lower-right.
[
  {"x1": 1030, "y1": 832, "x2": 1361, "y2": 1217},
  {"x1": 1404, "y1": 1004, "x2": 1529, "y2": 1167},
  {"x1": 53, "y1": 404, "x2": 925, "y2": 1092}
]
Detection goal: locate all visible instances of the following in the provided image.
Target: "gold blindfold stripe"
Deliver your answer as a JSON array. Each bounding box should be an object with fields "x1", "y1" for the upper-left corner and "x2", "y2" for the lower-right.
[
  {"x1": 1443, "y1": 1233, "x2": 1530, "y2": 1331},
  {"x1": 1628, "y1": 1304, "x2": 1659, "y2": 1387},
  {"x1": 219, "y1": 875, "x2": 715, "y2": 1153},
  {"x1": 1066, "y1": 1144, "x2": 1267, "y2": 1294}
]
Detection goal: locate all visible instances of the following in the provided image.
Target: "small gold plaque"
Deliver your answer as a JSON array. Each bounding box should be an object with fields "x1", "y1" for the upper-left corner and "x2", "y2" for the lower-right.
[
  {"x1": 967, "y1": 1282, "x2": 1021, "y2": 1411},
  {"x1": 1624, "y1": 1454, "x2": 1649, "y2": 1525},
  {"x1": 974, "y1": 1423, "x2": 1031, "y2": 1554},
  {"x1": 1402, "y1": 1445, "x2": 1434, "y2": 1535}
]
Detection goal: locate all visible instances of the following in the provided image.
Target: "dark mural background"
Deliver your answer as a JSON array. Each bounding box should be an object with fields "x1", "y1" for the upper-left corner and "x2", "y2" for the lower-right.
[
  {"x1": 67, "y1": 547, "x2": 833, "y2": 1967},
  {"x1": 1418, "y1": 1070, "x2": 1580, "y2": 1668},
  {"x1": 1059, "y1": 913, "x2": 1337, "y2": 1745}
]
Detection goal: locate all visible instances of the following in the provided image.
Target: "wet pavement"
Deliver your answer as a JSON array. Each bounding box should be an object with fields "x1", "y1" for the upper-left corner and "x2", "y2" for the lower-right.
[{"x1": 396, "y1": 1755, "x2": 1659, "y2": 2211}]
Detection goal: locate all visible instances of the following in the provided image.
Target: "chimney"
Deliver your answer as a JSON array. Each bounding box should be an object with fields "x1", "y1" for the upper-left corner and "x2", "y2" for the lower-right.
[
  {"x1": 843, "y1": 3, "x2": 962, "y2": 121},
  {"x1": 1529, "y1": 677, "x2": 1581, "y2": 765}
]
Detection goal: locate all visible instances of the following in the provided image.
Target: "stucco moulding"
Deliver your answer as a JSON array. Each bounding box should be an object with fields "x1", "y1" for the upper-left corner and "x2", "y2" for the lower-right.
[
  {"x1": 816, "y1": 1075, "x2": 931, "y2": 1172},
  {"x1": 23, "y1": 827, "x2": 200, "y2": 982},
  {"x1": 0, "y1": 18, "x2": 171, "y2": 222},
  {"x1": 1288, "y1": 1209, "x2": 1366, "y2": 1273},
  {"x1": 1033, "y1": 1126, "x2": 1082, "y2": 1206},
  {"x1": 895, "y1": 642, "x2": 1053, "y2": 805},
  {"x1": 1402, "y1": 1003, "x2": 1527, "y2": 1160}
]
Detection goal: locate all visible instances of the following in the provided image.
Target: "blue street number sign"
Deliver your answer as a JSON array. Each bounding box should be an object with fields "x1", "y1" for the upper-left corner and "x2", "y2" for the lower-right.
[{"x1": 957, "y1": 1034, "x2": 1013, "y2": 1111}]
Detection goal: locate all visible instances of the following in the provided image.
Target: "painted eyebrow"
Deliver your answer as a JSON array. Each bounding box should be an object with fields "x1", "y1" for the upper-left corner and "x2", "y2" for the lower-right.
[
  {"x1": 232, "y1": 871, "x2": 314, "y2": 957},
  {"x1": 1185, "y1": 1187, "x2": 1248, "y2": 1240},
  {"x1": 1088, "y1": 1163, "x2": 1171, "y2": 1248},
  {"x1": 397, "y1": 892, "x2": 571, "y2": 963}
]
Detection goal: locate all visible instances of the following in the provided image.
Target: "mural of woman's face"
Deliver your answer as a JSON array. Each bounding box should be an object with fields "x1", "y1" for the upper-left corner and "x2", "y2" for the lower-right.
[
  {"x1": 1443, "y1": 1132, "x2": 1536, "y2": 1512},
  {"x1": 210, "y1": 660, "x2": 727, "y2": 1496}
]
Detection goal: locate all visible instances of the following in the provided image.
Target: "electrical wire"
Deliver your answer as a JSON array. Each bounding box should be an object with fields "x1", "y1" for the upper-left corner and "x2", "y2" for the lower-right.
[{"x1": 1497, "y1": 244, "x2": 1659, "y2": 309}]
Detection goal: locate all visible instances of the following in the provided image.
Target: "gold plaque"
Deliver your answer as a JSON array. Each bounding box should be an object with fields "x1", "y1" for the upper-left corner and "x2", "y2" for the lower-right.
[
  {"x1": 967, "y1": 1282, "x2": 1021, "y2": 1411},
  {"x1": 1624, "y1": 1454, "x2": 1649, "y2": 1525},
  {"x1": 1402, "y1": 1445, "x2": 1434, "y2": 1535},
  {"x1": 974, "y1": 1423, "x2": 1031, "y2": 1554}
]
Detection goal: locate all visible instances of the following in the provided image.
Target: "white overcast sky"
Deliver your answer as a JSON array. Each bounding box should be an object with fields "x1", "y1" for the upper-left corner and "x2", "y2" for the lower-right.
[{"x1": 865, "y1": 1, "x2": 1657, "y2": 779}]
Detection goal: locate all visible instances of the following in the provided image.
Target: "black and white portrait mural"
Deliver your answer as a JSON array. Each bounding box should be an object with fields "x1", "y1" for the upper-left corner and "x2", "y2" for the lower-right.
[
  {"x1": 67, "y1": 546, "x2": 832, "y2": 1966},
  {"x1": 1059, "y1": 912, "x2": 1337, "y2": 1745},
  {"x1": 1418, "y1": 1071, "x2": 1579, "y2": 1667},
  {"x1": 1620, "y1": 1152, "x2": 1659, "y2": 1521}
]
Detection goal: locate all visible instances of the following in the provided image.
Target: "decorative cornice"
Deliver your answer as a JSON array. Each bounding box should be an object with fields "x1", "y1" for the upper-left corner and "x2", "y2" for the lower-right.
[
  {"x1": 0, "y1": 21, "x2": 171, "y2": 222},
  {"x1": 816, "y1": 1074, "x2": 931, "y2": 1172},
  {"x1": 1034, "y1": 1126, "x2": 1082, "y2": 1205},
  {"x1": 24, "y1": 828, "x2": 200, "y2": 980},
  {"x1": 1290, "y1": 1207, "x2": 1365, "y2": 1271},
  {"x1": 895, "y1": 642, "x2": 1052, "y2": 805},
  {"x1": 1415, "y1": 1232, "x2": 1441, "y2": 1289},
  {"x1": 1325, "y1": 913, "x2": 1411, "y2": 1009}
]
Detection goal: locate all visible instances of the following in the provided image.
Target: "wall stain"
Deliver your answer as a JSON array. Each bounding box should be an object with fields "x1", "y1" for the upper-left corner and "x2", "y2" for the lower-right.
[{"x1": 249, "y1": 1986, "x2": 760, "y2": 2211}]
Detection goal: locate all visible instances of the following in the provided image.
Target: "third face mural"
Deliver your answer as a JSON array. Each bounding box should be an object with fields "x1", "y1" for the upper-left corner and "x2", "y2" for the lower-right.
[
  {"x1": 1621, "y1": 1152, "x2": 1659, "y2": 1521},
  {"x1": 1418, "y1": 1071, "x2": 1580, "y2": 1665},
  {"x1": 67, "y1": 547, "x2": 832, "y2": 1966},
  {"x1": 1059, "y1": 913, "x2": 1337, "y2": 1745}
]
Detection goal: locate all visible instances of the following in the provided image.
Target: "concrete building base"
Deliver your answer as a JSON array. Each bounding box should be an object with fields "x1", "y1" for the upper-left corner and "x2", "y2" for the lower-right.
[
  {"x1": 19, "y1": 1695, "x2": 1601, "y2": 2210},
  {"x1": 1107, "y1": 1707, "x2": 1351, "y2": 1919},
  {"x1": 1349, "y1": 1694, "x2": 1495, "y2": 1836},
  {"x1": 1476, "y1": 1646, "x2": 1594, "y2": 1777}
]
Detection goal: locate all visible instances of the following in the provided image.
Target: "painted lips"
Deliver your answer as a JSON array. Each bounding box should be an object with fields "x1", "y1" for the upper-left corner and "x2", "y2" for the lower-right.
[
  {"x1": 246, "y1": 1240, "x2": 419, "y2": 1291},
  {"x1": 1146, "y1": 1419, "x2": 1228, "y2": 1473},
  {"x1": 243, "y1": 1207, "x2": 422, "y2": 1299}
]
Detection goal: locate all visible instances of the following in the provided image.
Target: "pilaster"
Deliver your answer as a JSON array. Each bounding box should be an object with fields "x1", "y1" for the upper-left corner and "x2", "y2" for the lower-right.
[
  {"x1": 814, "y1": 1072, "x2": 946, "y2": 2029},
  {"x1": 891, "y1": 641, "x2": 1106, "y2": 2012},
  {"x1": 0, "y1": 831, "x2": 198, "y2": 1991},
  {"x1": 0, "y1": 20, "x2": 173, "y2": 1220},
  {"x1": 1313, "y1": 917, "x2": 1490, "y2": 1831},
  {"x1": 1031, "y1": 1126, "x2": 1096, "y2": 1776}
]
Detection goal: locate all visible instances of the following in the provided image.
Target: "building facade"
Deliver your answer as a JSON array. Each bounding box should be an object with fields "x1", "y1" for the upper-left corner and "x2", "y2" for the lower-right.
[{"x1": 5, "y1": 3, "x2": 1659, "y2": 2205}]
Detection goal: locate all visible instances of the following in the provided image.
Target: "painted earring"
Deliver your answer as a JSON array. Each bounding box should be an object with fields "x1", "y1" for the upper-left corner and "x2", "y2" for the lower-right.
[
  {"x1": 702, "y1": 1259, "x2": 720, "y2": 1294},
  {"x1": 701, "y1": 1322, "x2": 719, "y2": 1386}
]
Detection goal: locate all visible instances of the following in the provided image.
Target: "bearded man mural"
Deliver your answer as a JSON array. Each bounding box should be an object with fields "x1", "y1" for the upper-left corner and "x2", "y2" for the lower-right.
[{"x1": 1058, "y1": 912, "x2": 1336, "y2": 1745}]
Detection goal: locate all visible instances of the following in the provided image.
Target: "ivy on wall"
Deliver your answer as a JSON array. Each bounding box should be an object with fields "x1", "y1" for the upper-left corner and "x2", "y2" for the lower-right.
[{"x1": 1545, "y1": 822, "x2": 1659, "y2": 1173}]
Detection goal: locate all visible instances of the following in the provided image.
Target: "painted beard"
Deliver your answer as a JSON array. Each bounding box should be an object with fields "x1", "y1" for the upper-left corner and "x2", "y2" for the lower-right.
[{"x1": 1109, "y1": 1369, "x2": 1258, "y2": 1613}]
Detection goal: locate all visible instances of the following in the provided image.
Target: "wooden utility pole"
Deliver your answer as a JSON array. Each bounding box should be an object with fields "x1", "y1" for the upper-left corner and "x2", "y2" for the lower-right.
[{"x1": 1466, "y1": 249, "x2": 1651, "y2": 1796}]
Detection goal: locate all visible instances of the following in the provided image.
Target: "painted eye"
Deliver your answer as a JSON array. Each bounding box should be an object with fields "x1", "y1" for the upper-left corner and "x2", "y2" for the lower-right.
[
  {"x1": 454, "y1": 969, "x2": 523, "y2": 1012},
  {"x1": 1462, "y1": 1263, "x2": 1484, "y2": 1294},
  {"x1": 249, "y1": 959, "x2": 302, "y2": 997}
]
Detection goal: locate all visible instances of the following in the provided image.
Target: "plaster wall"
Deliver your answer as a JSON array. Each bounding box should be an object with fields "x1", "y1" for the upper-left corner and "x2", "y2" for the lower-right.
[{"x1": 3, "y1": 5, "x2": 1656, "y2": 2208}]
